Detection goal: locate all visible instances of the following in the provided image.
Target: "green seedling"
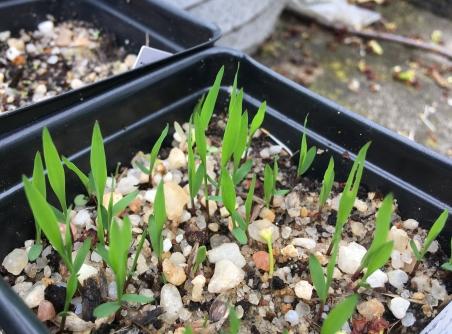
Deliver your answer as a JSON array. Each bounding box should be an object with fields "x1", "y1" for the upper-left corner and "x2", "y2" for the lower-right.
[
  {"x1": 228, "y1": 306, "x2": 241, "y2": 334},
  {"x1": 199, "y1": 66, "x2": 224, "y2": 131},
  {"x1": 187, "y1": 118, "x2": 205, "y2": 211},
  {"x1": 359, "y1": 240, "x2": 394, "y2": 290},
  {"x1": 147, "y1": 181, "x2": 167, "y2": 261},
  {"x1": 352, "y1": 193, "x2": 394, "y2": 281},
  {"x1": 321, "y1": 294, "x2": 358, "y2": 334},
  {"x1": 260, "y1": 228, "x2": 274, "y2": 276},
  {"x1": 135, "y1": 124, "x2": 169, "y2": 184},
  {"x1": 263, "y1": 160, "x2": 288, "y2": 208},
  {"x1": 192, "y1": 245, "x2": 207, "y2": 274},
  {"x1": 28, "y1": 152, "x2": 46, "y2": 261},
  {"x1": 23, "y1": 177, "x2": 91, "y2": 331},
  {"x1": 245, "y1": 101, "x2": 267, "y2": 159},
  {"x1": 410, "y1": 209, "x2": 448, "y2": 273},
  {"x1": 441, "y1": 239, "x2": 452, "y2": 271},
  {"x1": 297, "y1": 116, "x2": 316, "y2": 177},
  {"x1": 318, "y1": 157, "x2": 335, "y2": 209},
  {"x1": 326, "y1": 142, "x2": 370, "y2": 256},
  {"x1": 94, "y1": 216, "x2": 152, "y2": 318},
  {"x1": 220, "y1": 168, "x2": 248, "y2": 245}
]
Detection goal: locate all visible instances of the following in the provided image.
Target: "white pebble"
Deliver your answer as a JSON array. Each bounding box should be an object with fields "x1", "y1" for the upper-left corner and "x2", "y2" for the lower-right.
[
  {"x1": 401, "y1": 312, "x2": 415, "y2": 327},
  {"x1": 163, "y1": 238, "x2": 172, "y2": 252},
  {"x1": 402, "y1": 219, "x2": 418, "y2": 230},
  {"x1": 390, "y1": 297, "x2": 410, "y2": 319},
  {"x1": 2, "y1": 248, "x2": 28, "y2": 275},
  {"x1": 284, "y1": 310, "x2": 299, "y2": 326},
  {"x1": 294, "y1": 280, "x2": 313, "y2": 300},
  {"x1": 366, "y1": 269, "x2": 388, "y2": 288},
  {"x1": 292, "y1": 238, "x2": 316, "y2": 250},
  {"x1": 388, "y1": 270, "x2": 409, "y2": 289},
  {"x1": 207, "y1": 243, "x2": 246, "y2": 268},
  {"x1": 38, "y1": 21, "x2": 54, "y2": 36},
  {"x1": 338, "y1": 242, "x2": 367, "y2": 274}
]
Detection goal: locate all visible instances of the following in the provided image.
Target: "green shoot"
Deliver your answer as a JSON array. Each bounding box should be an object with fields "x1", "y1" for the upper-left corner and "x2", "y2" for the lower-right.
[
  {"x1": 263, "y1": 164, "x2": 274, "y2": 208},
  {"x1": 326, "y1": 142, "x2": 370, "y2": 256},
  {"x1": 28, "y1": 152, "x2": 46, "y2": 261},
  {"x1": 192, "y1": 245, "x2": 207, "y2": 274},
  {"x1": 260, "y1": 228, "x2": 274, "y2": 276},
  {"x1": 321, "y1": 294, "x2": 358, "y2": 334},
  {"x1": 297, "y1": 116, "x2": 316, "y2": 177},
  {"x1": 318, "y1": 157, "x2": 335, "y2": 209},
  {"x1": 233, "y1": 159, "x2": 253, "y2": 186},
  {"x1": 42, "y1": 128, "x2": 67, "y2": 216},
  {"x1": 135, "y1": 124, "x2": 169, "y2": 183},
  {"x1": 233, "y1": 111, "x2": 248, "y2": 171},
  {"x1": 352, "y1": 193, "x2": 393, "y2": 280},
  {"x1": 410, "y1": 209, "x2": 448, "y2": 273},
  {"x1": 246, "y1": 101, "x2": 267, "y2": 158},
  {"x1": 22, "y1": 177, "x2": 91, "y2": 330},
  {"x1": 62, "y1": 157, "x2": 92, "y2": 196},
  {"x1": 359, "y1": 241, "x2": 394, "y2": 289},
  {"x1": 221, "y1": 86, "x2": 243, "y2": 169},
  {"x1": 187, "y1": 118, "x2": 205, "y2": 211},
  {"x1": 245, "y1": 175, "x2": 256, "y2": 225},
  {"x1": 441, "y1": 238, "x2": 452, "y2": 271},
  {"x1": 199, "y1": 66, "x2": 224, "y2": 131},
  {"x1": 228, "y1": 306, "x2": 241, "y2": 334},
  {"x1": 147, "y1": 181, "x2": 167, "y2": 261},
  {"x1": 220, "y1": 168, "x2": 248, "y2": 245},
  {"x1": 94, "y1": 216, "x2": 153, "y2": 319}
]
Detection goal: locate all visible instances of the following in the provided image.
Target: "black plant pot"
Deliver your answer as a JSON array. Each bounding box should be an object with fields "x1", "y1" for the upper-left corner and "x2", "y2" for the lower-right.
[
  {"x1": 0, "y1": 0, "x2": 220, "y2": 125},
  {"x1": 0, "y1": 47, "x2": 450, "y2": 333}
]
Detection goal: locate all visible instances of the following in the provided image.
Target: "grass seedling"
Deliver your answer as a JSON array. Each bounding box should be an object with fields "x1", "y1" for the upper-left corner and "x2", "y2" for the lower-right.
[
  {"x1": 410, "y1": 209, "x2": 448, "y2": 273},
  {"x1": 187, "y1": 118, "x2": 205, "y2": 212},
  {"x1": 135, "y1": 124, "x2": 169, "y2": 186},
  {"x1": 297, "y1": 116, "x2": 316, "y2": 177},
  {"x1": 228, "y1": 306, "x2": 241, "y2": 334},
  {"x1": 352, "y1": 193, "x2": 393, "y2": 281},
  {"x1": 263, "y1": 160, "x2": 288, "y2": 208},
  {"x1": 192, "y1": 245, "x2": 207, "y2": 275},
  {"x1": 148, "y1": 181, "x2": 167, "y2": 262},
  {"x1": 220, "y1": 168, "x2": 248, "y2": 245},
  {"x1": 23, "y1": 177, "x2": 91, "y2": 331},
  {"x1": 28, "y1": 152, "x2": 46, "y2": 261},
  {"x1": 441, "y1": 239, "x2": 452, "y2": 271},
  {"x1": 318, "y1": 157, "x2": 334, "y2": 209},
  {"x1": 320, "y1": 294, "x2": 358, "y2": 334},
  {"x1": 326, "y1": 142, "x2": 370, "y2": 256},
  {"x1": 94, "y1": 216, "x2": 152, "y2": 318},
  {"x1": 245, "y1": 101, "x2": 267, "y2": 159},
  {"x1": 260, "y1": 228, "x2": 274, "y2": 276}
]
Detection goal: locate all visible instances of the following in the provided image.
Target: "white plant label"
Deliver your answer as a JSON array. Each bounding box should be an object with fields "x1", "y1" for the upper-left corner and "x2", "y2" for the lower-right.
[
  {"x1": 421, "y1": 301, "x2": 452, "y2": 334},
  {"x1": 133, "y1": 46, "x2": 173, "y2": 68}
]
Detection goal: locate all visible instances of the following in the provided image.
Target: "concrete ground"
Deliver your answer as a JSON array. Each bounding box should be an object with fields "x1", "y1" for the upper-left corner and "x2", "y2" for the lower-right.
[{"x1": 253, "y1": 0, "x2": 452, "y2": 158}]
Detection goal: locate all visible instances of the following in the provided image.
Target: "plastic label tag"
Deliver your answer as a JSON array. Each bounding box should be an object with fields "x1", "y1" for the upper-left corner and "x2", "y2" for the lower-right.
[
  {"x1": 420, "y1": 302, "x2": 452, "y2": 334},
  {"x1": 133, "y1": 46, "x2": 173, "y2": 68}
]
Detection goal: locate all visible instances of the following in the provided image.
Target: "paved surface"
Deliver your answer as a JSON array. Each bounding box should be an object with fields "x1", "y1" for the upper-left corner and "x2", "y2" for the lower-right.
[{"x1": 253, "y1": 1, "x2": 452, "y2": 158}]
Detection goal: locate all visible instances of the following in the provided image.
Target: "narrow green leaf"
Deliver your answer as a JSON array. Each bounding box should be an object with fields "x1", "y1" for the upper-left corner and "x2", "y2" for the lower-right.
[
  {"x1": 184, "y1": 326, "x2": 193, "y2": 334},
  {"x1": 65, "y1": 272, "x2": 78, "y2": 310},
  {"x1": 233, "y1": 159, "x2": 253, "y2": 186},
  {"x1": 192, "y1": 163, "x2": 205, "y2": 198},
  {"x1": 90, "y1": 122, "x2": 107, "y2": 204},
  {"x1": 441, "y1": 262, "x2": 452, "y2": 271},
  {"x1": 299, "y1": 146, "x2": 317, "y2": 176},
  {"x1": 149, "y1": 124, "x2": 169, "y2": 173},
  {"x1": 245, "y1": 175, "x2": 256, "y2": 223},
  {"x1": 319, "y1": 157, "x2": 335, "y2": 207},
  {"x1": 410, "y1": 239, "x2": 421, "y2": 261},
  {"x1": 194, "y1": 112, "x2": 207, "y2": 165},
  {"x1": 193, "y1": 245, "x2": 207, "y2": 273},
  {"x1": 263, "y1": 164, "x2": 274, "y2": 207},
  {"x1": 362, "y1": 241, "x2": 394, "y2": 281},
  {"x1": 121, "y1": 293, "x2": 153, "y2": 304},
  {"x1": 421, "y1": 209, "x2": 448, "y2": 257},
  {"x1": 95, "y1": 243, "x2": 111, "y2": 267},
  {"x1": 32, "y1": 152, "x2": 46, "y2": 199},
  {"x1": 231, "y1": 227, "x2": 248, "y2": 245},
  {"x1": 148, "y1": 181, "x2": 167, "y2": 260},
  {"x1": 309, "y1": 254, "x2": 327, "y2": 302},
  {"x1": 233, "y1": 111, "x2": 248, "y2": 169},
  {"x1": 23, "y1": 177, "x2": 65, "y2": 257},
  {"x1": 221, "y1": 169, "x2": 236, "y2": 214},
  {"x1": 321, "y1": 294, "x2": 358, "y2": 334},
  {"x1": 73, "y1": 238, "x2": 92, "y2": 274},
  {"x1": 274, "y1": 189, "x2": 290, "y2": 196},
  {"x1": 229, "y1": 306, "x2": 241, "y2": 334},
  {"x1": 42, "y1": 128, "x2": 66, "y2": 212},
  {"x1": 62, "y1": 157, "x2": 89, "y2": 193},
  {"x1": 200, "y1": 66, "x2": 224, "y2": 130},
  {"x1": 221, "y1": 89, "x2": 243, "y2": 167},
  {"x1": 232, "y1": 211, "x2": 247, "y2": 231},
  {"x1": 109, "y1": 217, "x2": 132, "y2": 298},
  {"x1": 134, "y1": 160, "x2": 150, "y2": 175},
  {"x1": 28, "y1": 243, "x2": 43, "y2": 262},
  {"x1": 249, "y1": 101, "x2": 267, "y2": 137},
  {"x1": 94, "y1": 302, "x2": 121, "y2": 318},
  {"x1": 112, "y1": 190, "x2": 139, "y2": 216}
]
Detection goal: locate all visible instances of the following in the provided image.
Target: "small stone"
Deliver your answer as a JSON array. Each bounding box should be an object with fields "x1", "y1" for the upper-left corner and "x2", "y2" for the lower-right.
[
  {"x1": 200, "y1": 197, "x2": 217, "y2": 216},
  {"x1": 292, "y1": 238, "x2": 316, "y2": 250},
  {"x1": 144, "y1": 189, "x2": 156, "y2": 203},
  {"x1": 300, "y1": 207, "x2": 309, "y2": 218},
  {"x1": 388, "y1": 270, "x2": 409, "y2": 289},
  {"x1": 108, "y1": 282, "x2": 117, "y2": 299},
  {"x1": 401, "y1": 312, "x2": 416, "y2": 327},
  {"x1": 411, "y1": 275, "x2": 430, "y2": 292},
  {"x1": 338, "y1": 242, "x2": 367, "y2": 274},
  {"x1": 191, "y1": 275, "x2": 206, "y2": 302},
  {"x1": 294, "y1": 280, "x2": 313, "y2": 300},
  {"x1": 136, "y1": 254, "x2": 148, "y2": 275},
  {"x1": 428, "y1": 240, "x2": 439, "y2": 254},
  {"x1": 24, "y1": 283, "x2": 45, "y2": 308},
  {"x1": 431, "y1": 279, "x2": 447, "y2": 300},
  {"x1": 281, "y1": 245, "x2": 298, "y2": 258},
  {"x1": 403, "y1": 219, "x2": 419, "y2": 230},
  {"x1": 38, "y1": 21, "x2": 54, "y2": 36},
  {"x1": 162, "y1": 259, "x2": 186, "y2": 286},
  {"x1": 253, "y1": 251, "x2": 270, "y2": 271},
  {"x1": 248, "y1": 219, "x2": 279, "y2": 243},
  {"x1": 220, "y1": 206, "x2": 229, "y2": 218},
  {"x1": 77, "y1": 264, "x2": 98, "y2": 285},
  {"x1": 285, "y1": 310, "x2": 299, "y2": 326},
  {"x1": 195, "y1": 215, "x2": 207, "y2": 230},
  {"x1": 163, "y1": 238, "x2": 172, "y2": 253},
  {"x1": 357, "y1": 299, "x2": 385, "y2": 320},
  {"x1": 124, "y1": 54, "x2": 137, "y2": 68},
  {"x1": 167, "y1": 148, "x2": 186, "y2": 170},
  {"x1": 164, "y1": 182, "x2": 189, "y2": 222},
  {"x1": 391, "y1": 250, "x2": 404, "y2": 269},
  {"x1": 260, "y1": 148, "x2": 270, "y2": 159},
  {"x1": 160, "y1": 284, "x2": 183, "y2": 322},
  {"x1": 72, "y1": 209, "x2": 91, "y2": 227},
  {"x1": 351, "y1": 221, "x2": 366, "y2": 238},
  {"x1": 207, "y1": 243, "x2": 246, "y2": 268},
  {"x1": 70, "y1": 78, "x2": 84, "y2": 90},
  {"x1": 273, "y1": 195, "x2": 284, "y2": 208},
  {"x1": 47, "y1": 55, "x2": 58, "y2": 64},
  {"x1": 37, "y1": 300, "x2": 56, "y2": 321},
  {"x1": 389, "y1": 227, "x2": 409, "y2": 252},
  {"x1": 116, "y1": 175, "x2": 139, "y2": 195},
  {"x1": 389, "y1": 297, "x2": 410, "y2": 319},
  {"x1": 208, "y1": 223, "x2": 219, "y2": 232},
  {"x1": 57, "y1": 312, "x2": 94, "y2": 331},
  {"x1": 249, "y1": 292, "x2": 260, "y2": 305},
  {"x1": 169, "y1": 252, "x2": 186, "y2": 266},
  {"x1": 102, "y1": 192, "x2": 122, "y2": 208},
  {"x1": 2, "y1": 248, "x2": 28, "y2": 275},
  {"x1": 208, "y1": 260, "x2": 245, "y2": 293},
  {"x1": 210, "y1": 235, "x2": 230, "y2": 249},
  {"x1": 354, "y1": 199, "x2": 367, "y2": 212},
  {"x1": 366, "y1": 269, "x2": 388, "y2": 288},
  {"x1": 285, "y1": 192, "x2": 301, "y2": 217},
  {"x1": 281, "y1": 226, "x2": 292, "y2": 239},
  {"x1": 260, "y1": 207, "x2": 275, "y2": 222},
  {"x1": 90, "y1": 251, "x2": 102, "y2": 263}
]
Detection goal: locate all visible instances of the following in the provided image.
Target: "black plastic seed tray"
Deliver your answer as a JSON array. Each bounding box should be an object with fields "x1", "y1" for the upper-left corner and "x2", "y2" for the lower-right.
[
  {"x1": 0, "y1": 47, "x2": 451, "y2": 333},
  {"x1": 0, "y1": 0, "x2": 220, "y2": 121}
]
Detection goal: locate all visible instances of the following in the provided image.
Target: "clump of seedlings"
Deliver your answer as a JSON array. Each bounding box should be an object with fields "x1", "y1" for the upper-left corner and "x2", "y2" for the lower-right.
[{"x1": 2, "y1": 67, "x2": 451, "y2": 334}]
